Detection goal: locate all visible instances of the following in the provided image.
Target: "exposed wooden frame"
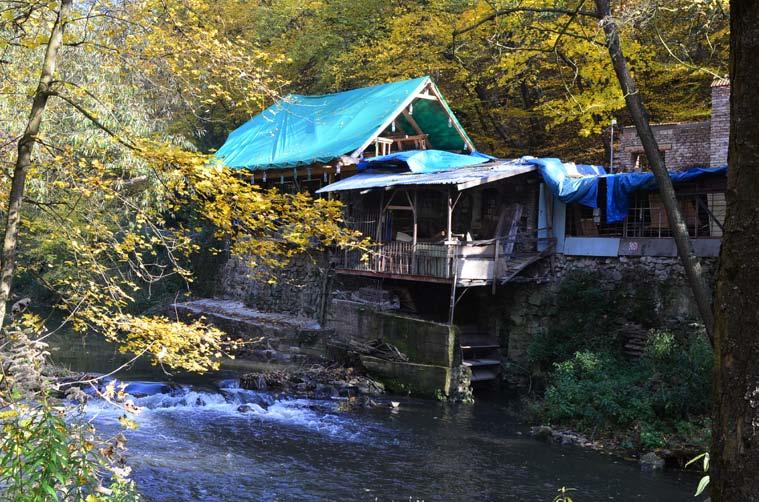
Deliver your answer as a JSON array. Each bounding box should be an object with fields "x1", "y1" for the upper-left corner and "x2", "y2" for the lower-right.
[
  {"x1": 350, "y1": 79, "x2": 429, "y2": 159},
  {"x1": 423, "y1": 82, "x2": 476, "y2": 152},
  {"x1": 401, "y1": 109, "x2": 425, "y2": 135},
  {"x1": 414, "y1": 91, "x2": 437, "y2": 100},
  {"x1": 350, "y1": 79, "x2": 475, "y2": 159}
]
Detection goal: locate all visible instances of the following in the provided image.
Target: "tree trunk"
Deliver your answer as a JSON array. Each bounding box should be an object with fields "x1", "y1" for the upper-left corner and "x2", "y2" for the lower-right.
[
  {"x1": 594, "y1": 0, "x2": 715, "y2": 341},
  {"x1": 0, "y1": 0, "x2": 72, "y2": 328},
  {"x1": 710, "y1": 2, "x2": 759, "y2": 499}
]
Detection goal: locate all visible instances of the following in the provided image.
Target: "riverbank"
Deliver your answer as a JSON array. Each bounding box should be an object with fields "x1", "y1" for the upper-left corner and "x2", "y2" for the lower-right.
[{"x1": 526, "y1": 420, "x2": 709, "y2": 471}]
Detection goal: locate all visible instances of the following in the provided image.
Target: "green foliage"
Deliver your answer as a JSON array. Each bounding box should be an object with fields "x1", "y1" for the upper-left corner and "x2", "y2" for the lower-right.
[
  {"x1": 542, "y1": 351, "x2": 653, "y2": 429},
  {"x1": 553, "y1": 487, "x2": 577, "y2": 502},
  {"x1": 642, "y1": 329, "x2": 713, "y2": 419},
  {"x1": 537, "y1": 329, "x2": 712, "y2": 447},
  {"x1": 0, "y1": 326, "x2": 140, "y2": 501},
  {"x1": 686, "y1": 453, "x2": 710, "y2": 497}
]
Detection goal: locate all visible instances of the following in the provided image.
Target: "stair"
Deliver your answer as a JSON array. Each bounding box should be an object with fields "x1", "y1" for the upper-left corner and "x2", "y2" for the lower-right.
[{"x1": 458, "y1": 327, "x2": 502, "y2": 384}]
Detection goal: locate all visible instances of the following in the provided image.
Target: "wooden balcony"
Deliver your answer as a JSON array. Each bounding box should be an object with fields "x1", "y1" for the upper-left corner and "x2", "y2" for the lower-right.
[{"x1": 335, "y1": 235, "x2": 554, "y2": 287}]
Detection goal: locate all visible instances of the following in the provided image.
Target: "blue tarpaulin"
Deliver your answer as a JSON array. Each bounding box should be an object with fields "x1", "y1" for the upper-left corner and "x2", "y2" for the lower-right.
[
  {"x1": 605, "y1": 167, "x2": 727, "y2": 222},
  {"x1": 214, "y1": 77, "x2": 473, "y2": 170},
  {"x1": 527, "y1": 157, "x2": 604, "y2": 208},
  {"x1": 358, "y1": 150, "x2": 489, "y2": 173},
  {"x1": 531, "y1": 156, "x2": 727, "y2": 224}
]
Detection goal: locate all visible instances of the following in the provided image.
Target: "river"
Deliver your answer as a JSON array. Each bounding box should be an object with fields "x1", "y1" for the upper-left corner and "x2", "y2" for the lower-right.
[{"x1": 49, "y1": 333, "x2": 698, "y2": 501}]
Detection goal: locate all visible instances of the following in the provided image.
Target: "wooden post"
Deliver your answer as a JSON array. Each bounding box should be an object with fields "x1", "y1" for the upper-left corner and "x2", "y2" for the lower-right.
[
  {"x1": 448, "y1": 269, "x2": 457, "y2": 326},
  {"x1": 412, "y1": 190, "x2": 418, "y2": 245},
  {"x1": 492, "y1": 237, "x2": 499, "y2": 295},
  {"x1": 446, "y1": 188, "x2": 453, "y2": 243},
  {"x1": 411, "y1": 190, "x2": 418, "y2": 274}
]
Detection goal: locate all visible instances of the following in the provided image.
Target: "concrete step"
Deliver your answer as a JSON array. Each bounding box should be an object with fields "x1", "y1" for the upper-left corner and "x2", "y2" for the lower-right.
[
  {"x1": 463, "y1": 358, "x2": 501, "y2": 367},
  {"x1": 459, "y1": 334, "x2": 498, "y2": 347},
  {"x1": 470, "y1": 368, "x2": 499, "y2": 382},
  {"x1": 460, "y1": 344, "x2": 500, "y2": 350}
]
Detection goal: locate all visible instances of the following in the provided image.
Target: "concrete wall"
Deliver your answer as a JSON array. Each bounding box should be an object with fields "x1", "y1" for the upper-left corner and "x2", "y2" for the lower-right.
[
  {"x1": 328, "y1": 299, "x2": 459, "y2": 396},
  {"x1": 329, "y1": 299, "x2": 456, "y2": 367}
]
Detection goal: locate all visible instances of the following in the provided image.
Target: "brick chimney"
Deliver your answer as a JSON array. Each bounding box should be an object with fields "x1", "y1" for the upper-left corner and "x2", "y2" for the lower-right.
[{"x1": 710, "y1": 77, "x2": 730, "y2": 167}]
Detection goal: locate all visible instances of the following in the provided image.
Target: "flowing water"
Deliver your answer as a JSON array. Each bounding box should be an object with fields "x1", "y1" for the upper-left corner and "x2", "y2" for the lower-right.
[{"x1": 49, "y1": 333, "x2": 698, "y2": 501}]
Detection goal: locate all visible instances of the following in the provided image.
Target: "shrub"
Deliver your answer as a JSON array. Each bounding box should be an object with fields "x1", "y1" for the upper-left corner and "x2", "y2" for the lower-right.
[
  {"x1": 542, "y1": 351, "x2": 651, "y2": 430},
  {"x1": 642, "y1": 329, "x2": 713, "y2": 419},
  {"x1": 538, "y1": 330, "x2": 712, "y2": 440}
]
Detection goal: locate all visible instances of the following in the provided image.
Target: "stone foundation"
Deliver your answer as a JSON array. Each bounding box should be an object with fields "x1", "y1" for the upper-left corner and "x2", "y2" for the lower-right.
[
  {"x1": 490, "y1": 254, "x2": 717, "y2": 384},
  {"x1": 217, "y1": 253, "x2": 330, "y2": 320}
]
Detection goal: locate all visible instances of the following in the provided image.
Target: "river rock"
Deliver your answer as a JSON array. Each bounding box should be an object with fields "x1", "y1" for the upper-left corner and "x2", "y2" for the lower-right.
[
  {"x1": 240, "y1": 366, "x2": 385, "y2": 401},
  {"x1": 529, "y1": 426, "x2": 592, "y2": 447},
  {"x1": 640, "y1": 452, "x2": 665, "y2": 471},
  {"x1": 314, "y1": 383, "x2": 336, "y2": 398},
  {"x1": 530, "y1": 425, "x2": 554, "y2": 440}
]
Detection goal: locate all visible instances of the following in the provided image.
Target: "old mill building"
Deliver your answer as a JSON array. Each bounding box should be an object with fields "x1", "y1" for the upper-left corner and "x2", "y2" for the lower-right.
[{"x1": 208, "y1": 77, "x2": 728, "y2": 396}]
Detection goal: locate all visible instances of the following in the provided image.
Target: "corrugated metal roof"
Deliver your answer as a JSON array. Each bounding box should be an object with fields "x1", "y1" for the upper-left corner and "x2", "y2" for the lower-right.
[{"x1": 315, "y1": 159, "x2": 536, "y2": 193}]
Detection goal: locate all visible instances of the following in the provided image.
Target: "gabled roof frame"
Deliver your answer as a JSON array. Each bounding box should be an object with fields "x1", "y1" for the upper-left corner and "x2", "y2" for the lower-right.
[{"x1": 350, "y1": 79, "x2": 475, "y2": 159}]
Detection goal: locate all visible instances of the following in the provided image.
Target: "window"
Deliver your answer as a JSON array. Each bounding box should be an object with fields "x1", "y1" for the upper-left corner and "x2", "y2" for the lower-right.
[{"x1": 566, "y1": 190, "x2": 726, "y2": 238}]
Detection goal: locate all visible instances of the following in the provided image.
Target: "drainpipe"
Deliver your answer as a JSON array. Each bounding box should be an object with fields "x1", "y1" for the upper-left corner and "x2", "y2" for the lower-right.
[{"x1": 610, "y1": 118, "x2": 617, "y2": 173}]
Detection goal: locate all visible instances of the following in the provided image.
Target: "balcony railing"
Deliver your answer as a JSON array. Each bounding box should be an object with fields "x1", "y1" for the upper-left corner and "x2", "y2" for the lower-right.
[
  {"x1": 336, "y1": 234, "x2": 554, "y2": 284},
  {"x1": 338, "y1": 241, "x2": 454, "y2": 279}
]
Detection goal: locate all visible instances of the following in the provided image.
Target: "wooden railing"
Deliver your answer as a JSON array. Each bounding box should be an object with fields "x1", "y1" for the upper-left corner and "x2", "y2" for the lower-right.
[
  {"x1": 339, "y1": 241, "x2": 455, "y2": 279},
  {"x1": 337, "y1": 233, "x2": 556, "y2": 283}
]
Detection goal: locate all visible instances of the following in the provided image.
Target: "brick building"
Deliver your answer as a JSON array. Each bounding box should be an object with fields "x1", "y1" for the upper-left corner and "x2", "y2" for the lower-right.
[{"x1": 615, "y1": 78, "x2": 730, "y2": 171}]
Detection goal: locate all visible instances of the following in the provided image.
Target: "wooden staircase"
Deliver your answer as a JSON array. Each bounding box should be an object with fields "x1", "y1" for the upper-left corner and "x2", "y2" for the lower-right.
[{"x1": 459, "y1": 327, "x2": 502, "y2": 383}]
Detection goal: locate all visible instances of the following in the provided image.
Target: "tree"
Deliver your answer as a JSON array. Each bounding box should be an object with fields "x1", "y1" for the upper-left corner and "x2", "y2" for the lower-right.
[
  {"x1": 447, "y1": 0, "x2": 719, "y2": 339},
  {"x1": 0, "y1": 1, "x2": 365, "y2": 497},
  {"x1": 592, "y1": 0, "x2": 715, "y2": 339},
  {"x1": 0, "y1": 0, "x2": 363, "y2": 369},
  {"x1": 710, "y1": 1, "x2": 759, "y2": 499},
  {"x1": 246, "y1": 0, "x2": 726, "y2": 159}
]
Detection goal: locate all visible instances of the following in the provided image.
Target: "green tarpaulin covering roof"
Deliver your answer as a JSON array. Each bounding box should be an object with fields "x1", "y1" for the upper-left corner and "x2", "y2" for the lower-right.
[{"x1": 214, "y1": 76, "x2": 474, "y2": 171}]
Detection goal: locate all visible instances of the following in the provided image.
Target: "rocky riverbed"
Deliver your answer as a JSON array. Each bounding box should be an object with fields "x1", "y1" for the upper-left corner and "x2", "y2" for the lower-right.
[{"x1": 240, "y1": 364, "x2": 386, "y2": 401}]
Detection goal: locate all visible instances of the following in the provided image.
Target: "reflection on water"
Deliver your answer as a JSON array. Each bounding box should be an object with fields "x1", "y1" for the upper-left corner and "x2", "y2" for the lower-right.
[{"x1": 50, "y1": 332, "x2": 697, "y2": 501}]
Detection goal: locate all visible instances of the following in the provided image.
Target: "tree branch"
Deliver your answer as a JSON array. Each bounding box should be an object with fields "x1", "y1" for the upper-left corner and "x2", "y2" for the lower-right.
[{"x1": 453, "y1": 5, "x2": 599, "y2": 38}]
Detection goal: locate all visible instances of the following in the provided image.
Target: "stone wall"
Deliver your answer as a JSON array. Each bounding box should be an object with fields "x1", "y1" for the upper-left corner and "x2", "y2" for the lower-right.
[
  {"x1": 490, "y1": 254, "x2": 718, "y2": 368},
  {"x1": 217, "y1": 252, "x2": 330, "y2": 320}
]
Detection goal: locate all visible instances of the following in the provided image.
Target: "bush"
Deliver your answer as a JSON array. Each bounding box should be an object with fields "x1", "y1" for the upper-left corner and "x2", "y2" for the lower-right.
[
  {"x1": 538, "y1": 330, "x2": 712, "y2": 441},
  {"x1": 642, "y1": 329, "x2": 713, "y2": 418},
  {"x1": 542, "y1": 351, "x2": 652, "y2": 429}
]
